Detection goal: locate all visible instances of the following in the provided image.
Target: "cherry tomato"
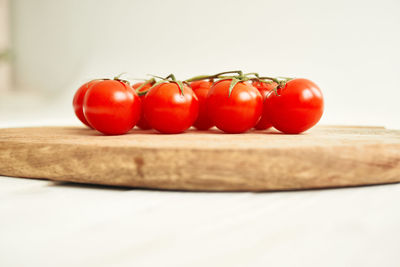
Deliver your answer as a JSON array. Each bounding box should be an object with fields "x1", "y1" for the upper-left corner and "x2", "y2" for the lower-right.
[
  {"x1": 72, "y1": 80, "x2": 102, "y2": 128},
  {"x1": 132, "y1": 82, "x2": 152, "y2": 130},
  {"x1": 143, "y1": 82, "x2": 199, "y2": 134},
  {"x1": 264, "y1": 78, "x2": 324, "y2": 134},
  {"x1": 83, "y1": 80, "x2": 141, "y2": 135},
  {"x1": 190, "y1": 80, "x2": 214, "y2": 130},
  {"x1": 206, "y1": 79, "x2": 263, "y2": 133},
  {"x1": 252, "y1": 81, "x2": 277, "y2": 130}
]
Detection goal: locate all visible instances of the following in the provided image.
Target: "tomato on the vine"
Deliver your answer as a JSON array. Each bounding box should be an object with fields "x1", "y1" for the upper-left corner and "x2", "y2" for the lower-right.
[
  {"x1": 190, "y1": 80, "x2": 214, "y2": 130},
  {"x1": 264, "y1": 78, "x2": 323, "y2": 134},
  {"x1": 206, "y1": 79, "x2": 263, "y2": 133},
  {"x1": 143, "y1": 82, "x2": 199, "y2": 134},
  {"x1": 251, "y1": 81, "x2": 277, "y2": 130},
  {"x1": 83, "y1": 80, "x2": 141, "y2": 135},
  {"x1": 132, "y1": 82, "x2": 152, "y2": 130},
  {"x1": 73, "y1": 79, "x2": 102, "y2": 128}
]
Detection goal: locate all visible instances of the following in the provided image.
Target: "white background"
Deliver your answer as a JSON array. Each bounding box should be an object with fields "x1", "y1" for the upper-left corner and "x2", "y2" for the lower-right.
[{"x1": 2, "y1": 0, "x2": 400, "y2": 128}]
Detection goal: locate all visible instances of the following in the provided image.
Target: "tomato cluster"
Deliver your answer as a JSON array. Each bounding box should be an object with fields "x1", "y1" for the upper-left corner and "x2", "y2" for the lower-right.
[{"x1": 73, "y1": 71, "x2": 324, "y2": 135}]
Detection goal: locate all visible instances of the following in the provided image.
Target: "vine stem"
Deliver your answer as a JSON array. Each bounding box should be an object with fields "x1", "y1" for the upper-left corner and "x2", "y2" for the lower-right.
[
  {"x1": 146, "y1": 73, "x2": 185, "y2": 96},
  {"x1": 277, "y1": 76, "x2": 294, "y2": 81},
  {"x1": 142, "y1": 71, "x2": 294, "y2": 98},
  {"x1": 113, "y1": 72, "x2": 127, "y2": 80},
  {"x1": 105, "y1": 72, "x2": 133, "y2": 86},
  {"x1": 257, "y1": 76, "x2": 281, "y2": 84},
  {"x1": 243, "y1": 72, "x2": 260, "y2": 78},
  {"x1": 185, "y1": 70, "x2": 243, "y2": 83},
  {"x1": 135, "y1": 78, "x2": 156, "y2": 96},
  {"x1": 185, "y1": 75, "x2": 214, "y2": 83},
  {"x1": 184, "y1": 70, "x2": 293, "y2": 98},
  {"x1": 166, "y1": 74, "x2": 177, "y2": 82}
]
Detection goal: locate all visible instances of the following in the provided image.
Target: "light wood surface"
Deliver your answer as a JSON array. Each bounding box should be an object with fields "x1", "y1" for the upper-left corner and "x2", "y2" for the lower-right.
[{"x1": 0, "y1": 126, "x2": 399, "y2": 191}]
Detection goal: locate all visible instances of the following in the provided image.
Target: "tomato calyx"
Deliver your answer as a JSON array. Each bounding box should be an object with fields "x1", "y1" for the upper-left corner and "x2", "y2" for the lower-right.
[
  {"x1": 244, "y1": 73, "x2": 293, "y2": 94},
  {"x1": 88, "y1": 73, "x2": 132, "y2": 87},
  {"x1": 112, "y1": 72, "x2": 131, "y2": 86},
  {"x1": 138, "y1": 73, "x2": 187, "y2": 96}
]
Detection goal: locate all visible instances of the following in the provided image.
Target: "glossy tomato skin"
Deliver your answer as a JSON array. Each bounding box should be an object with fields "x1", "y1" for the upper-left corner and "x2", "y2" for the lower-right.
[
  {"x1": 132, "y1": 82, "x2": 152, "y2": 130},
  {"x1": 83, "y1": 80, "x2": 141, "y2": 135},
  {"x1": 143, "y1": 82, "x2": 199, "y2": 134},
  {"x1": 252, "y1": 81, "x2": 276, "y2": 130},
  {"x1": 264, "y1": 78, "x2": 324, "y2": 134},
  {"x1": 73, "y1": 80, "x2": 102, "y2": 128},
  {"x1": 190, "y1": 80, "x2": 214, "y2": 130},
  {"x1": 206, "y1": 80, "x2": 263, "y2": 134}
]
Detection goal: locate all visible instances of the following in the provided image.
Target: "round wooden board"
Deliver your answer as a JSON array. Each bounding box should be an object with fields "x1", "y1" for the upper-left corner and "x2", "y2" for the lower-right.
[{"x1": 0, "y1": 126, "x2": 399, "y2": 191}]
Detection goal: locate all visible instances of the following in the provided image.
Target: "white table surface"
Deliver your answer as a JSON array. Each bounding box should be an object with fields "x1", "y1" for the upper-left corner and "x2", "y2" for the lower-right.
[
  {"x1": 1, "y1": 176, "x2": 399, "y2": 267},
  {"x1": 1, "y1": 104, "x2": 399, "y2": 267}
]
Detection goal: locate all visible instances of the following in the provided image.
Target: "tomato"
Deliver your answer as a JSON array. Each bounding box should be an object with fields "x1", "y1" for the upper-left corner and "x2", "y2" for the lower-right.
[
  {"x1": 206, "y1": 79, "x2": 263, "y2": 133},
  {"x1": 143, "y1": 82, "x2": 199, "y2": 134},
  {"x1": 190, "y1": 80, "x2": 214, "y2": 130},
  {"x1": 72, "y1": 80, "x2": 102, "y2": 128},
  {"x1": 252, "y1": 81, "x2": 277, "y2": 130},
  {"x1": 264, "y1": 78, "x2": 324, "y2": 134},
  {"x1": 132, "y1": 82, "x2": 152, "y2": 130},
  {"x1": 83, "y1": 80, "x2": 141, "y2": 135}
]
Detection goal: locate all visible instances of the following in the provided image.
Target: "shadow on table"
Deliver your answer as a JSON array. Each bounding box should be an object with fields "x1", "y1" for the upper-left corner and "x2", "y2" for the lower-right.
[{"x1": 46, "y1": 180, "x2": 399, "y2": 194}]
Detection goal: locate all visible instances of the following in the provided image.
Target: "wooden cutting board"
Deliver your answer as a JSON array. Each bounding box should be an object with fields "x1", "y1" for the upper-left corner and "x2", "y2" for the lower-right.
[{"x1": 0, "y1": 126, "x2": 399, "y2": 191}]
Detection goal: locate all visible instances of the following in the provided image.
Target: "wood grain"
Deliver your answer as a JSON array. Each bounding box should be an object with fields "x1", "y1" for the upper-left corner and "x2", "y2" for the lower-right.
[{"x1": 0, "y1": 126, "x2": 399, "y2": 191}]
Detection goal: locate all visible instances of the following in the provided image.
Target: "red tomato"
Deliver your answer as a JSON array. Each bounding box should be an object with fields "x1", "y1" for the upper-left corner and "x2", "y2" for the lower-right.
[
  {"x1": 264, "y1": 78, "x2": 324, "y2": 134},
  {"x1": 190, "y1": 80, "x2": 214, "y2": 130},
  {"x1": 132, "y1": 82, "x2": 152, "y2": 130},
  {"x1": 206, "y1": 79, "x2": 263, "y2": 133},
  {"x1": 143, "y1": 82, "x2": 199, "y2": 134},
  {"x1": 252, "y1": 81, "x2": 277, "y2": 130},
  {"x1": 83, "y1": 80, "x2": 141, "y2": 135},
  {"x1": 72, "y1": 80, "x2": 102, "y2": 128}
]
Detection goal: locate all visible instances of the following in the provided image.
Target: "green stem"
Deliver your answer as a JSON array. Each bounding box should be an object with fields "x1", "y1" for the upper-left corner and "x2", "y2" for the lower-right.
[
  {"x1": 214, "y1": 70, "x2": 243, "y2": 77},
  {"x1": 216, "y1": 75, "x2": 238, "y2": 80},
  {"x1": 185, "y1": 70, "x2": 243, "y2": 83},
  {"x1": 185, "y1": 75, "x2": 213, "y2": 83},
  {"x1": 277, "y1": 76, "x2": 294, "y2": 81},
  {"x1": 165, "y1": 74, "x2": 176, "y2": 82},
  {"x1": 228, "y1": 78, "x2": 240, "y2": 97},
  {"x1": 175, "y1": 80, "x2": 185, "y2": 96},
  {"x1": 243, "y1": 72, "x2": 260, "y2": 78},
  {"x1": 148, "y1": 74, "x2": 165, "y2": 80},
  {"x1": 147, "y1": 73, "x2": 184, "y2": 96},
  {"x1": 113, "y1": 72, "x2": 127, "y2": 80},
  {"x1": 258, "y1": 76, "x2": 281, "y2": 84},
  {"x1": 136, "y1": 78, "x2": 156, "y2": 96}
]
